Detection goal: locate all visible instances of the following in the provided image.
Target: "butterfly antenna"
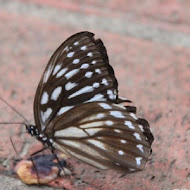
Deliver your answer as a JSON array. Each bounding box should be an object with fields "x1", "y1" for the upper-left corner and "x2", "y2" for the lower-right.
[
  {"x1": 0, "y1": 97, "x2": 31, "y2": 125},
  {"x1": 10, "y1": 136, "x2": 20, "y2": 158},
  {"x1": 0, "y1": 122, "x2": 26, "y2": 125}
]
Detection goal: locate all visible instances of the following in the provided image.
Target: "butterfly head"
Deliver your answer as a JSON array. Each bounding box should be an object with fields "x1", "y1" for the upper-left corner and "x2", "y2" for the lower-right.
[{"x1": 26, "y1": 124, "x2": 39, "y2": 137}]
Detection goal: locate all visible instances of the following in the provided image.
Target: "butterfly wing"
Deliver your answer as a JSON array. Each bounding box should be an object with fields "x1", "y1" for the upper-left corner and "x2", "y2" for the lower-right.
[
  {"x1": 45, "y1": 102, "x2": 153, "y2": 173},
  {"x1": 34, "y1": 32, "x2": 128, "y2": 131}
]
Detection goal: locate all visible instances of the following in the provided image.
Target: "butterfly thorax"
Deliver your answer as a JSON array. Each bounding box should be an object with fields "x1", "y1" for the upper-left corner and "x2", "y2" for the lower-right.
[{"x1": 26, "y1": 125, "x2": 54, "y2": 149}]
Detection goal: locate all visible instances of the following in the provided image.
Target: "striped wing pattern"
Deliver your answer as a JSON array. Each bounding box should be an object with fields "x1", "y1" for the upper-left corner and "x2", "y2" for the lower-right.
[
  {"x1": 34, "y1": 32, "x2": 128, "y2": 131},
  {"x1": 32, "y1": 31, "x2": 154, "y2": 173},
  {"x1": 45, "y1": 102, "x2": 153, "y2": 172}
]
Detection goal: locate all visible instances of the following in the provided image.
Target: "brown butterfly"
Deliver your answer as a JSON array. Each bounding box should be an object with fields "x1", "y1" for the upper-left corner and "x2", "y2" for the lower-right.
[{"x1": 10, "y1": 31, "x2": 154, "y2": 173}]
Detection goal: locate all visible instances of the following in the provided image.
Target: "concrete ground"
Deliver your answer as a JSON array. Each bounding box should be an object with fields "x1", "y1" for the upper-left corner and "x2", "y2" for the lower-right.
[{"x1": 0, "y1": 0, "x2": 189, "y2": 189}]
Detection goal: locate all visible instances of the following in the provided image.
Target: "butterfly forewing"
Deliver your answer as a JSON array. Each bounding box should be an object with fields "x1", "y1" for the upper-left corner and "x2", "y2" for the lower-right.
[
  {"x1": 34, "y1": 32, "x2": 122, "y2": 131},
  {"x1": 44, "y1": 102, "x2": 153, "y2": 173}
]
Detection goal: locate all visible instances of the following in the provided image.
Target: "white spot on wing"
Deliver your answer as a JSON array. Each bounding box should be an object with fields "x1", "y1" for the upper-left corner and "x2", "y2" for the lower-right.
[
  {"x1": 81, "y1": 63, "x2": 89, "y2": 69},
  {"x1": 130, "y1": 113, "x2": 138, "y2": 120},
  {"x1": 113, "y1": 104, "x2": 126, "y2": 109},
  {"x1": 93, "y1": 82, "x2": 100, "y2": 88},
  {"x1": 97, "y1": 113, "x2": 105, "y2": 119},
  {"x1": 81, "y1": 46, "x2": 87, "y2": 50},
  {"x1": 69, "y1": 86, "x2": 94, "y2": 99},
  {"x1": 107, "y1": 90, "x2": 116, "y2": 100},
  {"x1": 86, "y1": 128, "x2": 101, "y2": 135},
  {"x1": 118, "y1": 150, "x2": 124, "y2": 155},
  {"x1": 124, "y1": 121, "x2": 135, "y2": 129},
  {"x1": 43, "y1": 65, "x2": 53, "y2": 82},
  {"x1": 91, "y1": 60, "x2": 96, "y2": 64},
  {"x1": 106, "y1": 120, "x2": 113, "y2": 126},
  {"x1": 55, "y1": 127, "x2": 87, "y2": 137},
  {"x1": 85, "y1": 71, "x2": 93, "y2": 78},
  {"x1": 56, "y1": 68, "x2": 68, "y2": 78},
  {"x1": 110, "y1": 111, "x2": 124, "y2": 118},
  {"x1": 80, "y1": 115, "x2": 102, "y2": 123},
  {"x1": 102, "y1": 78, "x2": 109, "y2": 86},
  {"x1": 57, "y1": 106, "x2": 74, "y2": 115},
  {"x1": 51, "y1": 86, "x2": 62, "y2": 101},
  {"x1": 88, "y1": 140, "x2": 106, "y2": 150},
  {"x1": 74, "y1": 41, "x2": 79, "y2": 45},
  {"x1": 86, "y1": 94, "x2": 105, "y2": 102},
  {"x1": 133, "y1": 132, "x2": 141, "y2": 140},
  {"x1": 87, "y1": 52, "x2": 93, "y2": 57},
  {"x1": 63, "y1": 46, "x2": 68, "y2": 51},
  {"x1": 136, "y1": 157, "x2": 142, "y2": 166},
  {"x1": 99, "y1": 103, "x2": 112, "y2": 109},
  {"x1": 73, "y1": 59, "x2": 80, "y2": 64},
  {"x1": 65, "y1": 82, "x2": 78, "y2": 90},
  {"x1": 136, "y1": 144, "x2": 144, "y2": 153},
  {"x1": 80, "y1": 121, "x2": 105, "y2": 129},
  {"x1": 53, "y1": 64, "x2": 62, "y2": 75},
  {"x1": 41, "y1": 108, "x2": 52, "y2": 123},
  {"x1": 95, "y1": 69, "x2": 101, "y2": 74},
  {"x1": 65, "y1": 69, "x2": 79, "y2": 79},
  {"x1": 114, "y1": 129, "x2": 121, "y2": 133},
  {"x1": 41, "y1": 92, "x2": 48, "y2": 105},
  {"x1": 67, "y1": 52, "x2": 75, "y2": 58},
  {"x1": 120, "y1": 139, "x2": 127, "y2": 144},
  {"x1": 129, "y1": 168, "x2": 136, "y2": 171},
  {"x1": 139, "y1": 125, "x2": 144, "y2": 132}
]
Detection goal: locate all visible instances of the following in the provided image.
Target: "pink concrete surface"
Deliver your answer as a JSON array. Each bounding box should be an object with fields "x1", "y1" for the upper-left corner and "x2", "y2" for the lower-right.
[{"x1": 0, "y1": 0, "x2": 189, "y2": 189}]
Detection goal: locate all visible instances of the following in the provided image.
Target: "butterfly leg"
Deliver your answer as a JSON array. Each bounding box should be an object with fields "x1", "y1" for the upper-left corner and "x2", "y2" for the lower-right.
[
  {"x1": 51, "y1": 149, "x2": 67, "y2": 176},
  {"x1": 10, "y1": 136, "x2": 20, "y2": 158},
  {"x1": 30, "y1": 146, "x2": 48, "y2": 184}
]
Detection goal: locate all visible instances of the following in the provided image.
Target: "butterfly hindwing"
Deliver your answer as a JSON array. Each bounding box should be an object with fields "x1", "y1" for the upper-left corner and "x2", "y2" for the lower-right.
[
  {"x1": 34, "y1": 32, "x2": 122, "y2": 131},
  {"x1": 44, "y1": 102, "x2": 153, "y2": 173}
]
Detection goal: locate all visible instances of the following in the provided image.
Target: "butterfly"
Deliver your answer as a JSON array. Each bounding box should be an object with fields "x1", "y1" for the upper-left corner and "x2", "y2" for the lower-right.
[{"x1": 24, "y1": 31, "x2": 154, "y2": 173}]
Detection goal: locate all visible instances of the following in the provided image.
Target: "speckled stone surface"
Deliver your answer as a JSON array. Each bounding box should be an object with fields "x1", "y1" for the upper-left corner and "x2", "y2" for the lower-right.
[{"x1": 0, "y1": 0, "x2": 189, "y2": 189}]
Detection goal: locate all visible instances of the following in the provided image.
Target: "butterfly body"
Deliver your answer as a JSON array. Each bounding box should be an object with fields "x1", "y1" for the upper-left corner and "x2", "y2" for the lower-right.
[
  {"x1": 28, "y1": 31, "x2": 153, "y2": 173},
  {"x1": 26, "y1": 125, "x2": 54, "y2": 149}
]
